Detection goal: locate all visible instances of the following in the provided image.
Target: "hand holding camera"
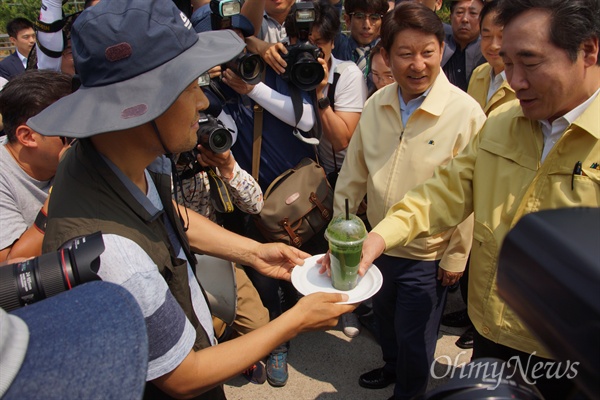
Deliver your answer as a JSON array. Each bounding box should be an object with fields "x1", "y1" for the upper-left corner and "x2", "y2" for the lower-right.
[
  {"x1": 196, "y1": 145, "x2": 235, "y2": 181},
  {"x1": 278, "y1": 0, "x2": 325, "y2": 91},
  {"x1": 262, "y1": 42, "x2": 288, "y2": 75},
  {"x1": 316, "y1": 56, "x2": 329, "y2": 95},
  {"x1": 222, "y1": 68, "x2": 254, "y2": 95}
]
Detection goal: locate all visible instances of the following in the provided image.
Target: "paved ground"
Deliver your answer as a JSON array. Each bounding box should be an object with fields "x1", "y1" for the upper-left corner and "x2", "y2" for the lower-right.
[{"x1": 224, "y1": 289, "x2": 472, "y2": 399}]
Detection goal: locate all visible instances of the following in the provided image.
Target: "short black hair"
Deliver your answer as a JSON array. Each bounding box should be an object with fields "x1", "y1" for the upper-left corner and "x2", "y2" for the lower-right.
[
  {"x1": 312, "y1": 1, "x2": 341, "y2": 42},
  {"x1": 344, "y1": 0, "x2": 389, "y2": 15},
  {"x1": 0, "y1": 70, "x2": 73, "y2": 142},
  {"x1": 380, "y1": 2, "x2": 445, "y2": 53},
  {"x1": 479, "y1": 1, "x2": 500, "y2": 30},
  {"x1": 497, "y1": 0, "x2": 600, "y2": 65},
  {"x1": 6, "y1": 17, "x2": 34, "y2": 39}
]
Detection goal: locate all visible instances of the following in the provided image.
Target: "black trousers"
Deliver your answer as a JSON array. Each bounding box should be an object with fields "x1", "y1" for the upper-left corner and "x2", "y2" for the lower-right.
[{"x1": 374, "y1": 254, "x2": 448, "y2": 400}]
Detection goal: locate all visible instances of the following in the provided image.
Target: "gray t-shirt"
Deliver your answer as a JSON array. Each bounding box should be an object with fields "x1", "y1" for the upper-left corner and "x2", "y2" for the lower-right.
[
  {"x1": 0, "y1": 137, "x2": 52, "y2": 250},
  {"x1": 259, "y1": 13, "x2": 287, "y2": 43},
  {"x1": 97, "y1": 169, "x2": 214, "y2": 381}
]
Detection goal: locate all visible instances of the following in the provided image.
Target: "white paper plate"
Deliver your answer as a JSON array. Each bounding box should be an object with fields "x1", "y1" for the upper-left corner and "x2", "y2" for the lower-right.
[{"x1": 291, "y1": 254, "x2": 383, "y2": 304}]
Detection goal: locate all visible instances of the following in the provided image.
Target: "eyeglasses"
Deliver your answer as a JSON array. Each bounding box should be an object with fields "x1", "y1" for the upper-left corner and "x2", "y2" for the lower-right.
[
  {"x1": 369, "y1": 72, "x2": 395, "y2": 84},
  {"x1": 197, "y1": 72, "x2": 210, "y2": 87},
  {"x1": 348, "y1": 12, "x2": 384, "y2": 24}
]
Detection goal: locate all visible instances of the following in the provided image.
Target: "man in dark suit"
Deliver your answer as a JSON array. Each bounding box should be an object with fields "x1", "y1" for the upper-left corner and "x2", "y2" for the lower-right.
[
  {"x1": 0, "y1": 18, "x2": 36, "y2": 83},
  {"x1": 441, "y1": 0, "x2": 485, "y2": 91}
]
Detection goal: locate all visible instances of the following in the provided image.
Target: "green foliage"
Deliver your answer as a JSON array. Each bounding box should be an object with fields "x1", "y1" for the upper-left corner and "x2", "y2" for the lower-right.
[
  {"x1": 0, "y1": 1, "x2": 82, "y2": 33},
  {"x1": 439, "y1": 1, "x2": 451, "y2": 23}
]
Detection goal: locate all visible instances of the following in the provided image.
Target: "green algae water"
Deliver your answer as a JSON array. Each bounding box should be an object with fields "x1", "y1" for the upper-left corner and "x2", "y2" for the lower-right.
[
  {"x1": 325, "y1": 213, "x2": 367, "y2": 291},
  {"x1": 329, "y1": 242, "x2": 362, "y2": 290}
]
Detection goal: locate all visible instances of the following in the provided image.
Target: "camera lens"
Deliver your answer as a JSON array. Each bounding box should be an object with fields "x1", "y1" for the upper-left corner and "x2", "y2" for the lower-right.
[
  {"x1": 197, "y1": 114, "x2": 233, "y2": 154},
  {"x1": 239, "y1": 54, "x2": 264, "y2": 84},
  {"x1": 209, "y1": 130, "x2": 232, "y2": 152},
  {"x1": 290, "y1": 52, "x2": 324, "y2": 91},
  {"x1": 226, "y1": 52, "x2": 265, "y2": 85},
  {"x1": 0, "y1": 232, "x2": 104, "y2": 311}
]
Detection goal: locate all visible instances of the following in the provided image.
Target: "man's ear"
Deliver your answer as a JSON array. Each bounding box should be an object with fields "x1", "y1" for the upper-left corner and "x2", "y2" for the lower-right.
[
  {"x1": 15, "y1": 125, "x2": 39, "y2": 148},
  {"x1": 343, "y1": 13, "x2": 351, "y2": 29},
  {"x1": 435, "y1": 0, "x2": 443, "y2": 12},
  {"x1": 381, "y1": 47, "x2": 391, "y2": 68},
  {"x1": 8, "y1": 36, "x2": 17, "y2": 47},
  {"x1": 581, "y1": 36, "x2": 599, "y2": 68}
]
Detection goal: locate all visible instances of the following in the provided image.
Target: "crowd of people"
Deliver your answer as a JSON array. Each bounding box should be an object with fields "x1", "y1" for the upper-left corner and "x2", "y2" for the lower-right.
[{"x1": 0, "y1": 0, "x2": 598, "y2": 399}]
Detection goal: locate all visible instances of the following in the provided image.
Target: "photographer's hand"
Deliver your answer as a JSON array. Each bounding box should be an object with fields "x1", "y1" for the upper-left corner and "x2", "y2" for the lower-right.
[
  {"x1": 222, "y1": 69, "x2": 254, "y2": 95},
  {"x1": 316, "y1": 57, "x2": 329, "y2": 95},
  {"x1": 196, "y1": 145, "x2": 235, "y2": 181},
  {"x1": 207, "y1": 65, "x2": 222, "y2": 80},
  {"x1": 245, "y1": 36, "x2": 287, "y2": 74},
  {"x1": 263, "y1": 42, "x2": 288, "y2": 74}
]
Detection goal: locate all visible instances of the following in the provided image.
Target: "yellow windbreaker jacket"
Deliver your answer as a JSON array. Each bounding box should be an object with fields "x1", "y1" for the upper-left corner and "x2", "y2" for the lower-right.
[{"x1": 373, "y1": 97, "x2": 600, "y2": 357}]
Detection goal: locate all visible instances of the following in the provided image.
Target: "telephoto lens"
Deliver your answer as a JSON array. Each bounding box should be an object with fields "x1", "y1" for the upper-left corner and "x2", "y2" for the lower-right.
[
  {"x1": 197, "y1": 113, "x2": 233, "y2": 153},
  {"x1": 225, "y1": 52, "x2": 265, "y2": 85},
  {"x1": 0, "y1": 232, "x2": 105, "y2": 311}
]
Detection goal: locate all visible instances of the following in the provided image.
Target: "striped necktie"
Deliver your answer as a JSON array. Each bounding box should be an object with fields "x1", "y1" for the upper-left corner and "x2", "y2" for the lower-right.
[{"x1": 355, "y1": 46, "x2": 371, "y2": 75}]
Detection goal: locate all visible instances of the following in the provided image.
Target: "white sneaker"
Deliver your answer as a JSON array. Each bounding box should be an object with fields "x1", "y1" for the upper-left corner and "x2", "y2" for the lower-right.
[{"x1": 341, "y1": 313, "x2": 360, "y2": 338}]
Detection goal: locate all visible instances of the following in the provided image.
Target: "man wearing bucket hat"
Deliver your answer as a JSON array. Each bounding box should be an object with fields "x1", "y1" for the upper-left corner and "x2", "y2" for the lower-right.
[{"x1": 28, "y1": 0, "x2": 356, "y2": 399}]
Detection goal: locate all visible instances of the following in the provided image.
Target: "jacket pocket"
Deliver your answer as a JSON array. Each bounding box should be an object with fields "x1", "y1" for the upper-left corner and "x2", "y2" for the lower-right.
[{"x1": 470, "y1": 221, "x2": 499, "y2": 315}]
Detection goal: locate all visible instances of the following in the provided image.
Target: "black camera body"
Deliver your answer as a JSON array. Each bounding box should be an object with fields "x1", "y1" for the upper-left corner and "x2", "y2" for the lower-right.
[
  {"x1": 177, "y1": 113, "x2": 233, "y2": 180},
  {"x1": 207, "y1": 0, "x2": 265, "y2": 84},
  {"x1": 197, "y1": 112, "x2": 233, "y2": 154},
  {"x1": 281, "y1": 42, "x2": 324, "y2": 91},
  {"x1": 0, "y1": 232, "x2": 105, "y2": 311},
  {"x1": 280, "y1": 1, "x2": 324, "y2": 91}
]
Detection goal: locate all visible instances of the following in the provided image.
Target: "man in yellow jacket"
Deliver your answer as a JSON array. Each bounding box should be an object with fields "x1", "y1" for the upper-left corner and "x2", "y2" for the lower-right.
[{"x1": 346, "y1": 0, "x2": 599, "y2": 398}]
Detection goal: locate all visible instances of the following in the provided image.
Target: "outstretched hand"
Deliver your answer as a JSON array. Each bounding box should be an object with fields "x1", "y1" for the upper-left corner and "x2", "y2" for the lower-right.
[
  {"x1": 318, "y1": 231, "x2": 386, "y2": 277},
  {"x1": 250, "y1": 242, "x2": 310, "y2": 281},
  {"x1": 287, "y1": 292, "x2": 358, "y2": 333}
]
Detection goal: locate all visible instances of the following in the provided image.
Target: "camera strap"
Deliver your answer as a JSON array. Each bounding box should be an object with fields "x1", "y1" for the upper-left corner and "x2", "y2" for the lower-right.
[
  {"x1": 205, "y1": 167, "x2": 235, "y2": 214},
  {"x1": 289, "y1": 85, "x2": 320, "y2": 147},
  {"x1": 251, "y1": 73, "x2": 324, "y2": 181}
]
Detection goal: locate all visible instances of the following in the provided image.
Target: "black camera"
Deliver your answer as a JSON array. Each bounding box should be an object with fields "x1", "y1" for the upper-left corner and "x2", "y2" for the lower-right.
[
  {"x1": 177, "y1": 113, "x2": 233, "y2": 180},
  {"x1": 207, "y1": 0, "x2": 265, "y2": 84},
  {"x1": 198, "y1": 112, "x2": 233, "y2": 154},
  {"x1": 281, "y1": 1, "x2": 325, "y2": 91},
  {"x1": 224, "y1": 52, "x2": 265, "y2": 85},
  {"x1": 0, "y1": 232, "x2": 104, "y2": 312}
]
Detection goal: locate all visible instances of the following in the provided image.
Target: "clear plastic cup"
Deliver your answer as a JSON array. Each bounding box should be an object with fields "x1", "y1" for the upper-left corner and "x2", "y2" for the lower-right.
[{"x1": 324, "y1": 213, "x2": 367, "y2": 291}]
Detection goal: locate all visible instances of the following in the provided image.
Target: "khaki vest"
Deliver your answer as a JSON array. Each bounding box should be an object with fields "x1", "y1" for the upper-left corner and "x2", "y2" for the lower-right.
[{"x1": 43, "y1": 139, "x2": 225, "y2": 400}]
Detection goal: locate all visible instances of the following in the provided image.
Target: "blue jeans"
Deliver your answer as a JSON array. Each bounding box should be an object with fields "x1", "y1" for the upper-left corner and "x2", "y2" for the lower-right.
[{"x1": 373, "y1": 255, "x2": 448, "y2": 400}]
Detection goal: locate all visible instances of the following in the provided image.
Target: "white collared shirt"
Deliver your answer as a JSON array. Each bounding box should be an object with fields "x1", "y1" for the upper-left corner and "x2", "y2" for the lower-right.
[
  {"x1": 17, "y1": 51, "x2": 27, "y2": 69},
  {"x1": 486, "y1": 70, "x2": 506, "y2": 103},
  {"x1": 539, "y1": 87, "x2": 600, "y2": 162}
]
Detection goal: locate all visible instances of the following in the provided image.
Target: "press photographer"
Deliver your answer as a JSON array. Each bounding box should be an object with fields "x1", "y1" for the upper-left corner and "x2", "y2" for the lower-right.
[
  {"x1": 279, "y1": 0, "x2": 325, "y2": 91},
  {"x1": 192, "y1": 0, "x2": 265, "y2": 85}
]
